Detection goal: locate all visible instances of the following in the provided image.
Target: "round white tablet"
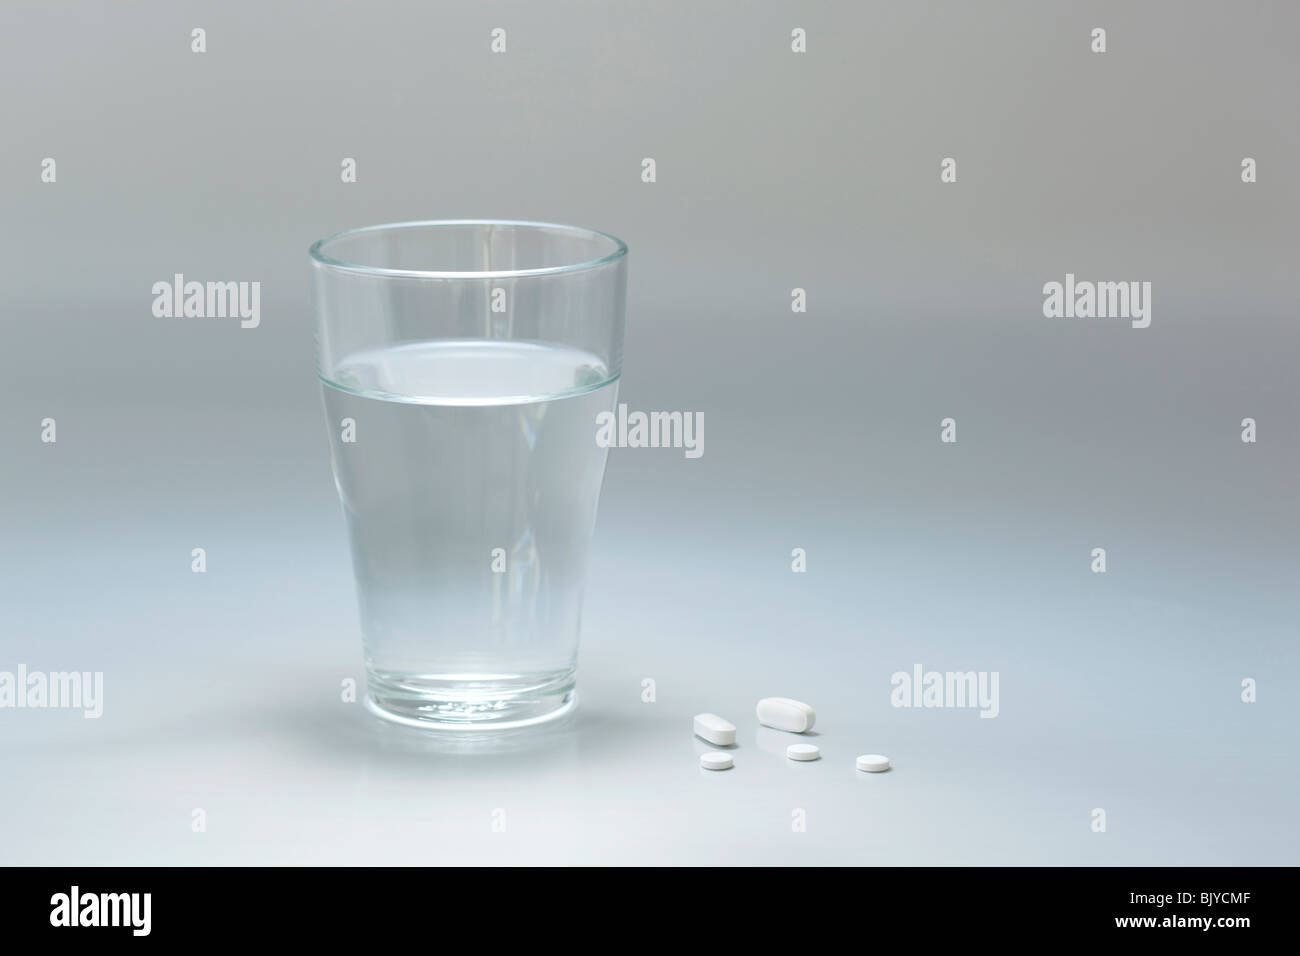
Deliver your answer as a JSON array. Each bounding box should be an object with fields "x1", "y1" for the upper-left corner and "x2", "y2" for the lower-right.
[
  {"x1": 700, "y1": 751, "x2": 734, "y2": 771},
  {"x1": 856, "y1": 754, "x2": 891, "y2": 773},
  {"x1": 787, "y1": 743, "x2": 820, "y2": 761}
]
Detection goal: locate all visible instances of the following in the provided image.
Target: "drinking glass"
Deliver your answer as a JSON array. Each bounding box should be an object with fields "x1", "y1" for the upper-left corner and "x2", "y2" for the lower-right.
[{"x1": 310, "y1": 220, "x2": 627, "y2": 729}]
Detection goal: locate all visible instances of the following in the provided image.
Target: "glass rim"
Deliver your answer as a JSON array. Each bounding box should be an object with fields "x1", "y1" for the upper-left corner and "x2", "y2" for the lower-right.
[{"x1": 309, "y1": 219, "x2": 628, "y2": 280}]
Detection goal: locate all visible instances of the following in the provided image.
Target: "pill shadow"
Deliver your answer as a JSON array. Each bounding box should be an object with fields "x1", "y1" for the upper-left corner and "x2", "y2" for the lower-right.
[{"x1": 752, "y1": 725, "x2": 820, "y2": 756}]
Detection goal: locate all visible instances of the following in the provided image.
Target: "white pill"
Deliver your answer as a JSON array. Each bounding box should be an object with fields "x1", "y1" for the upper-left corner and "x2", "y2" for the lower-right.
[
  {"x1": 756, "y1": 697, "x2": 816, "y2": 733},
  {"x1": 856, "y1": 754, "x2": 891, "y2": 773},
  {"x1": 693, "y1": 713, "x2": 736, "y2": 746},
  {"x1": 700, "y1": 751, "x2": 733, "y2": 771},
  {"x1": 787, "y1": 743, "x2": 820, "y2": 761}
]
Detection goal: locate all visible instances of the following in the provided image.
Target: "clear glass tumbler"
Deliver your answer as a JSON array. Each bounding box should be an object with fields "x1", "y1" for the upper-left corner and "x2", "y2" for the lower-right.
[{"x1": 310, "y1": 221, "x2": 627, "y2": 730}]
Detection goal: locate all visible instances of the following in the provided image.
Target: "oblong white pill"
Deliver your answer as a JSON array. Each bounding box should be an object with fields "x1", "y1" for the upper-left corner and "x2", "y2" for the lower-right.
[
  {"x1": 693, "y1": 713, "x2": 736, "y2": 746},
  {"x1": 856, "y1": 754, "x2": 890, "y2": 773},
  {"x1": 700, "y1": 751, "x2": 733, "y2": 771},
  {"x1": 787, "y1": 743, "x2": 820, "y2": 761},
  {"x1": 756, "y1": 697, "x2": 816, "y2": 733}
]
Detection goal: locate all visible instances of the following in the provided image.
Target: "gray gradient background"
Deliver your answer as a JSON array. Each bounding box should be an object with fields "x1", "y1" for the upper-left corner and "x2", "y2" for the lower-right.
[{"x1": 2, "y1": 1, "x2": 1298, "y2": 865}]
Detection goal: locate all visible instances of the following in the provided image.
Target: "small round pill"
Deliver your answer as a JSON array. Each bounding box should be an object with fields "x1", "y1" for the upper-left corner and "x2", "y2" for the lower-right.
[
  {"x1": 856, "y1": 754, "x2": 891, "y2": 773},
  {"x1": 700, "y1": 751, "x2": 733, "y2": 771},
  {"x1": 787, "y1": 743, "x2": 820, "y2": 761}
]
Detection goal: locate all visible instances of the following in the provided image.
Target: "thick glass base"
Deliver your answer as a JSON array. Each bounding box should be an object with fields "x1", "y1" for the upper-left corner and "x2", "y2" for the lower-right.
[{"x1": 364, "y1": 669, "x2": 577, "y2": 731}]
